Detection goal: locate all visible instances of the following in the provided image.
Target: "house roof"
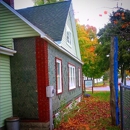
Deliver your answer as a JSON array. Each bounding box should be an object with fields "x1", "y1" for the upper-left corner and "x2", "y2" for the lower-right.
[
  {"x1": 0, "y1": 0, "x2": 82, "y2": 64},
  {"x1": 17, "y1": 0, "x2": 71, "y2": 41}
]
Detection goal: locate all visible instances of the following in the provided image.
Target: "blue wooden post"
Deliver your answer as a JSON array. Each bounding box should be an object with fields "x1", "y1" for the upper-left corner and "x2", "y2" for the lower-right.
[{"x1": 114, "y1": 37, "x2": 120, "y2": 125}]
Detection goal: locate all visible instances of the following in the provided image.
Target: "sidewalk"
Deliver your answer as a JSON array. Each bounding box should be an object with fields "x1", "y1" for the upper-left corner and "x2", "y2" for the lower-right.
[
  {"x1": 85, "y1": 79, "x2": 130, "y2": 92},
  {"x1": 86, "y1": 86, "x2": 120, "y2": 91}
]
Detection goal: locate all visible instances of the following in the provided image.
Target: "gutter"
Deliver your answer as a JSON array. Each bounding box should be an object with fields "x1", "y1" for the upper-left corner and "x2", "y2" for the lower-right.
[{"x1": 0, "y1": 46, "x2": 17, "y2": 56}]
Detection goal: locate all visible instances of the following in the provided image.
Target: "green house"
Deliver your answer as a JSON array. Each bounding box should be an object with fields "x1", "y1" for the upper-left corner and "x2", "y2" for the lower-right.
[{"x1": 0, "y1": 0, "x2": 83, "y2": 129}]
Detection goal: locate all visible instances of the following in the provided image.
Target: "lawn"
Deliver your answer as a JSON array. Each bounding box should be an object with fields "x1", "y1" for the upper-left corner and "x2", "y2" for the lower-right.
[
  {"x1": 94, "y1": 81, "x2": 109, "y2": 87},
  {"x1": 54, "y1": 91, "x2": 120, "y2": 130}
]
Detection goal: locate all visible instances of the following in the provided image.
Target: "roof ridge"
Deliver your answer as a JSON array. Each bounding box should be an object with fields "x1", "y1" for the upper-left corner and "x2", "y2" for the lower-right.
[{"x1": 17, "y1": 0, "x2": 71, "y2": 11}]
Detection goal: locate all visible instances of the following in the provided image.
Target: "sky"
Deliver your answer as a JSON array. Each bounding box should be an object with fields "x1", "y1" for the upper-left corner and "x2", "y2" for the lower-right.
[{"x1": 14, "y1": 0, "x2": 130, "y2": 32}]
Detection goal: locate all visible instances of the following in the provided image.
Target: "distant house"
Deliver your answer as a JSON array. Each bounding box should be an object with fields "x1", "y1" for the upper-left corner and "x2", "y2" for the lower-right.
[{"x1": 0, "y1": 0, "x2": 83, "y2": 130}]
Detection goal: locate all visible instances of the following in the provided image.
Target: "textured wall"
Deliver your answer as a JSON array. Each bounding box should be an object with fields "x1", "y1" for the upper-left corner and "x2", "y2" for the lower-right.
[
  {"x1": 48, "y1": 44, "x2": 82, "y2": 113},
  {"x1": 10, "y1": 37, "x2": 38, "y2": 119}
]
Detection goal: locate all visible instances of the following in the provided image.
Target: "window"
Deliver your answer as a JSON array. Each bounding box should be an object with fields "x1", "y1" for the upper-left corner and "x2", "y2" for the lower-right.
[
  {"x1": 68, "y1": 64, "x2": 76, "y2": 90},
  {"x1": 56, "y1": 58, "x2": 62, "y2": 94},
  {"x1": 67, "y1": 31, "x2": 71, "y2": 45},
  {"x1": 78, "y1": 68, "x2": 81, "y2": 87},
  {"x1": 66, "y1": 25, "x2": 72, "y2": 46}
]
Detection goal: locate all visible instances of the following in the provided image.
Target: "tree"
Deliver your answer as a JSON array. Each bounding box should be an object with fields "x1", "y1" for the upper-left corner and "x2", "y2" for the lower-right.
[
  {"x1": 97, "y1": 8, "x2": 130, "y2": 83},
  {"x1": 32, "y1": 0, "x2": 63, "y2": 6},
  {"x1": 76, "y1": 23, "x2": 104, "y2": 80},
  {"x1": 97, "y1": 7, "x2": 130, "y2": 125}
]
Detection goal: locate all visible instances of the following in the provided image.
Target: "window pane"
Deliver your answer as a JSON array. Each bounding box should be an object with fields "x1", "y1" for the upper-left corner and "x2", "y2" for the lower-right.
[
  {"x1": 57, "y1": 77, "x2": 60, "y2": 90},
  {"x1": 67, "y1": 31, "x2": 71, "y2": 45},
  {"x1": 68, "y1": 65, "x2": 76, "y2": 90},
  {"x1": 56, "y1": 59, "x2": 62, "y2": 93},
  {"x1": 79, "y1": 69, "x2": 81, "y2": 86},
  {"x1": 57, "y1": 62, "x2": 60, "y2": 75}
]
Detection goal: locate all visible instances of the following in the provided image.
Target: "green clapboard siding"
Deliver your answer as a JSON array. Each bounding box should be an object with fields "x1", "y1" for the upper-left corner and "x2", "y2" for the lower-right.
[
  {"x1": 0, "y1": 54, "x2": 13, "y2": 128},
  {"x1": 61, "y1": 8, "x2": 81, "y2": 60},
  {"x1": 0, "y1": 4, "x2": 39, "y2": 49}
]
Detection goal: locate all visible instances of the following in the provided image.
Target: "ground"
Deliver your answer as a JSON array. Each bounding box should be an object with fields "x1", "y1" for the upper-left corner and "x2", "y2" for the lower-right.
[{"x1": 54, "y1": 91, "x2": 120, "y2": 130}]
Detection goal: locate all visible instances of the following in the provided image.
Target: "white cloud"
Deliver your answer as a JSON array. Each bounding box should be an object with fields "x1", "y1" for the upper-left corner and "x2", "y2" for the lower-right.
[{"x1": 14, "y1": 0, "x2": 34, "y2": 9}]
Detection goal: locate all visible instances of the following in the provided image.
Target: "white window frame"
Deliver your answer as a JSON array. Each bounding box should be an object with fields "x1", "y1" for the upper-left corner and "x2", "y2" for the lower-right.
[
  {"x1": 66, "y1": 25, "x2": 72, "y2": 47},
  {"x1": 68, "y1": 64, "x2": 76, "y2": 90},
  {"x1": 56, "y1": 58, "x2": 62, "y2": 94},
  {"x1": 78, "y1": 68, "x2": 81, "y2": 87}
]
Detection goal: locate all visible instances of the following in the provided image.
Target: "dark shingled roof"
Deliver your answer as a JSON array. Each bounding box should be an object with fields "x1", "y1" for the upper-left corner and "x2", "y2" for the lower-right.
[{"x1": 17, "y1": 0, "x2": 71, "y2": 41}]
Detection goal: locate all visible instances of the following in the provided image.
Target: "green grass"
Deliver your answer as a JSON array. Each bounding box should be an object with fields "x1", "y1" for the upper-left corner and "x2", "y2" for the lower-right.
[
  {"x1": 85, "y1": 91, "x2": 120, "y2": 101},
  {"x1": 85, "y1": 91, "x2": 110, "y2": 101}
]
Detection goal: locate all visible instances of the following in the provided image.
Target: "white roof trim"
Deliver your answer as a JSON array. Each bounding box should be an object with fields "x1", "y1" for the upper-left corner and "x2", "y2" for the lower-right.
[
  {"x1": 0, "y1": 0, "x2": 83, "y2": 64},
  {"x1": 0, "y1": 46, "x2": 17, "y2": 56}
]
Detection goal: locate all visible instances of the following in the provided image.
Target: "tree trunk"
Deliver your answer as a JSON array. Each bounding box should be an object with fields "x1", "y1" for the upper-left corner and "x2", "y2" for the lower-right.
[
  {"x1": 92, "y1": 78, "x2": 94, "y2": 94},
  {"x1": 121, "y1": 65, "x2": 126, "y2": 85},
  {"x1": 121, "y1": 65, "x2": 124, "y2": 83},
  {"x1": 124, "y1": 70, "x2": 126, "y2": 85},
  {"x1": 109, "y1": 37, "x2": 116, "y2": 125},
  {"x1": 92, "y1": 78, "x2": 95, "y2": 86}
]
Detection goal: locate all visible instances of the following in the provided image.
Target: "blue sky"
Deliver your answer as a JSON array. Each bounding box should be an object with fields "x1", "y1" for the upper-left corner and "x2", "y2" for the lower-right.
[{"x1": 14, "y1": 0, "x2": 130, "y2": 32}]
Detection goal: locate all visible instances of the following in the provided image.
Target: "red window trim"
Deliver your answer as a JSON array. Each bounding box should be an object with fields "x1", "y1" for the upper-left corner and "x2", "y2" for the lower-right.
[
  {"x1": 68, "y1": 63, "x2": 76, "y2": 91},
  {"x1": 55, "y1": 57, "x2": 63, "y2": 95}
]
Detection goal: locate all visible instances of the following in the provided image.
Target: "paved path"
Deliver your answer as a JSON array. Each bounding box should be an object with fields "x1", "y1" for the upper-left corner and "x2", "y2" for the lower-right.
[
  {"x1": 86, "y1": 79, "x2": 130, "y2": 92},
  {"x1": 86, "y1": 86, "x2": 120, "y2": 91}
]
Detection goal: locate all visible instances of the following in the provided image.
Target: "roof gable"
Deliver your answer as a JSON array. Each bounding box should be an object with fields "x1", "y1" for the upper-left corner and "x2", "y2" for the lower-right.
[{"x1": 17, "y1": 1, "x2": 71, "y2": 41}]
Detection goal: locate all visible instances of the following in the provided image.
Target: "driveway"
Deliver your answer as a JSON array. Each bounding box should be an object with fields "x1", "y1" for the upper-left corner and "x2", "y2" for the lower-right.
[{"x1": 86, "y1": 86, "x2": 120, "y2": 91}]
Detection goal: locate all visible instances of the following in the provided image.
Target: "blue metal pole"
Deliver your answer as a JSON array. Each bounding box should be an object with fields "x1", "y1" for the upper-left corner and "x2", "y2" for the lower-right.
[{"x1": 114, "y1": 37, "x2": 120, "y2": 125}]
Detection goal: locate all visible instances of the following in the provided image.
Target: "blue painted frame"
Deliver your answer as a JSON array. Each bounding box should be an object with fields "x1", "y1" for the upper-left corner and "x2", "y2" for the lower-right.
[{"x1": 114, "y1": 37, "x2": 120, "y2": 125}]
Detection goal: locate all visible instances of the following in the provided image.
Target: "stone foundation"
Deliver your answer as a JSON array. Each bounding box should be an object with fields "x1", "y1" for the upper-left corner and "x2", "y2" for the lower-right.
[{"x1": 20, "y1": 122, "x2": 50, "y2": 130}]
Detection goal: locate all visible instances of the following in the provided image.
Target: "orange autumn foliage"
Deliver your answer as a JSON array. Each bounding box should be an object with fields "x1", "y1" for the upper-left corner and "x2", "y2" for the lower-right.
[
  {"x1": 76, "y1": 23, "x2": 98, "y2": 63},
  {"x1": 126, "y1": 70, "x2": 130, "y2": 76}
]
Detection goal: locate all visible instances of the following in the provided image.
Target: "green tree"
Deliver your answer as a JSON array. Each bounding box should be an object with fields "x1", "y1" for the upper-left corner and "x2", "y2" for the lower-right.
[
  {"x1": 32, "y1": 0, "x2": 63, "y2": 6},
  {"x1": 97, "y1": 8, "x2": 130, "y2": 83},
  {"x1": 76, "y1": 23, "x2": 104, "y2": 80},
  {"x1": 97, "y1": 8, "x2": 130, "y2": 125}
]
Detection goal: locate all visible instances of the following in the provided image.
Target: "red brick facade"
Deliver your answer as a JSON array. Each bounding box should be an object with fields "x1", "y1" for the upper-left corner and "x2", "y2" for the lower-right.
[{"x1": 36, "y1": 37, "x2": 49, "y2": 122}]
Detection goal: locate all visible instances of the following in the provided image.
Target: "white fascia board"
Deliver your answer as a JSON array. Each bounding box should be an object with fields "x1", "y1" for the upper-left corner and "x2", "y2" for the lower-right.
[
  {"x1": 0, "y1": 46, "x2": 16, "y2": 56},
  {"x1": 55, "y1": 41, "x2": 61, "y2": 45},
  {"x1": 0, "y1": 0, "x2": 46, "y2": 38}
]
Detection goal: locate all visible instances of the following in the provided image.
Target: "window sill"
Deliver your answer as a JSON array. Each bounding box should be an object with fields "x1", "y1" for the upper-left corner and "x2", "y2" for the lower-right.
[
  {"x1": 56, "y1": 91, "x2": 63, "y2": 95},
  {"x1": 69, "y1": 87, "x2": 76, "y2": 91}
]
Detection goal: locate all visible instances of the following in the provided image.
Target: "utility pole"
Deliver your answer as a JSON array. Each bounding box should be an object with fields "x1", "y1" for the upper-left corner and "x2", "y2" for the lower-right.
[{"x1": 110, "y1": 36, "x2": 120, "y2": 125}]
